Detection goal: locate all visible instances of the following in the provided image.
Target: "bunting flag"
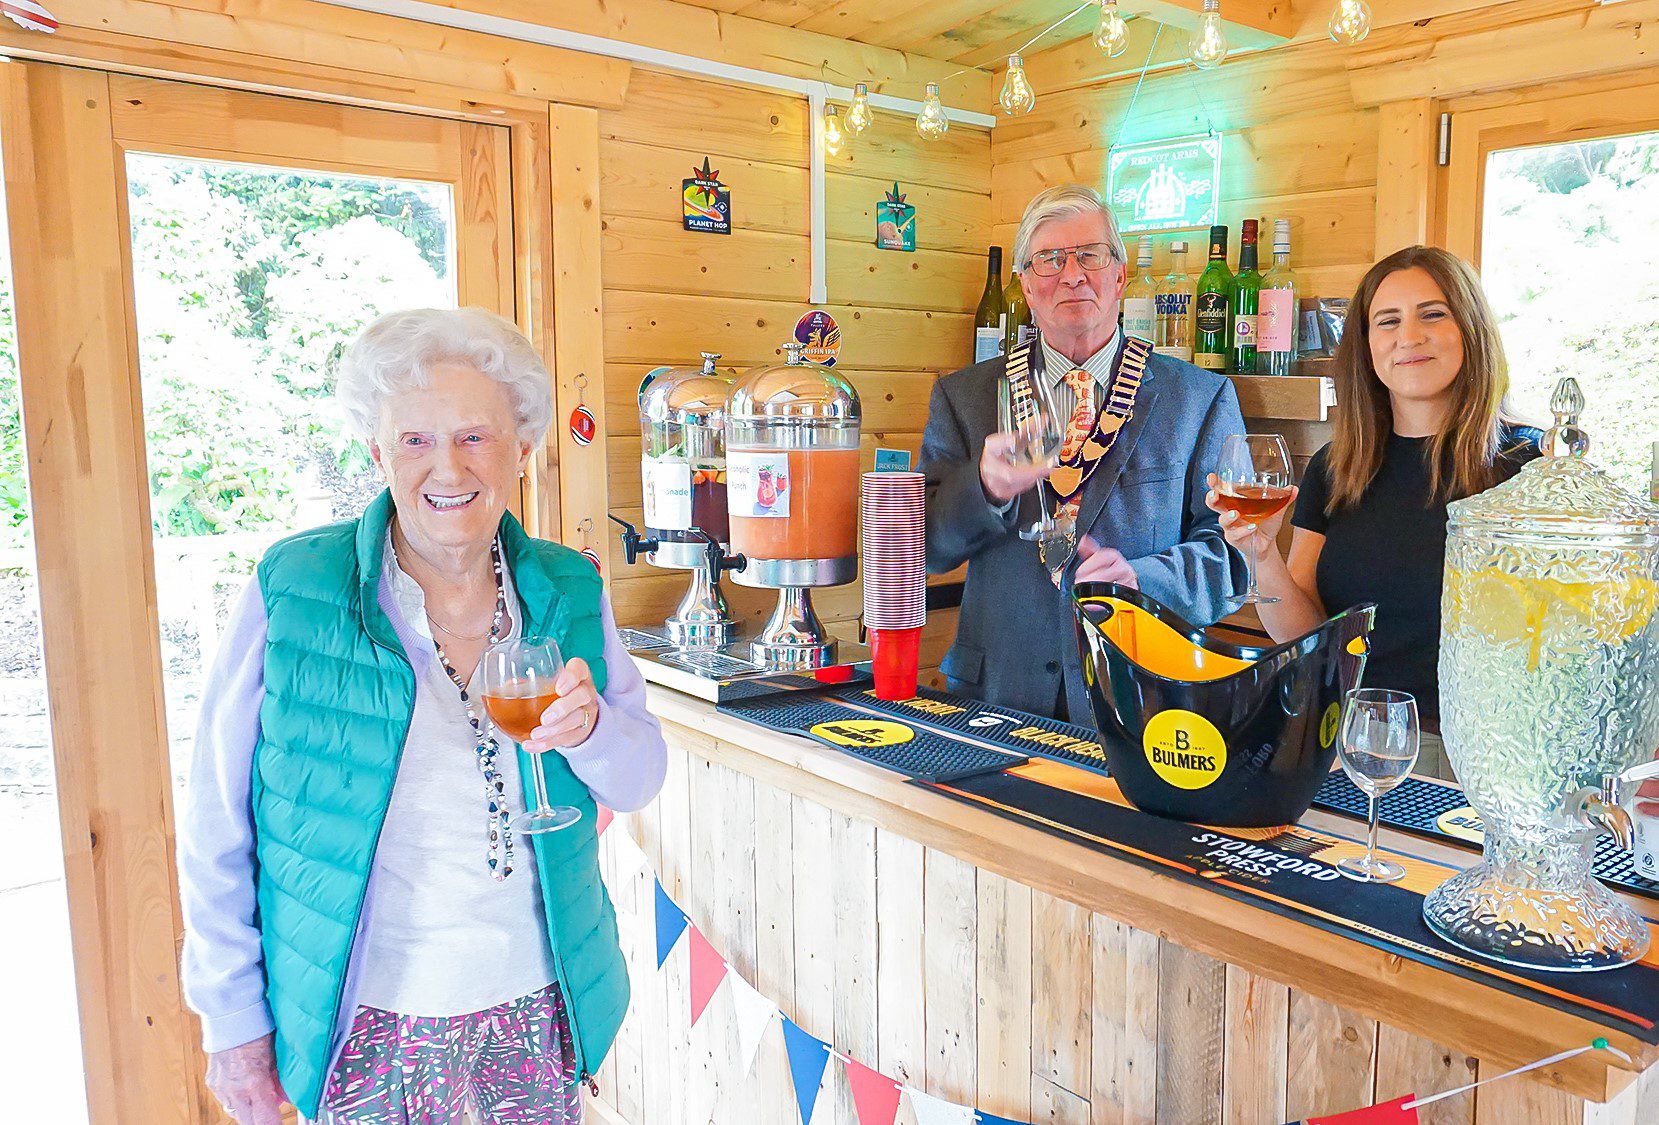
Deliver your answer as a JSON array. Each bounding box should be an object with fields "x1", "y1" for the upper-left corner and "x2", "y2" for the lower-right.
[
  {"x1": 609, "y1": 826, "x2": 650, "y2": 881},
  {"x1": 595, "y1": 804, "x2": 615, "y2": 838},
  {"x1": 729, "y1": 972, "x2": 778, "y2": 1078},
  {"x1": 974, "y1": 1113, "x2": 1031, "y2": 1125},
  {"x1": 1, "y1": 0, "x2": 57, "y2": 33},
  {"x1": 687, "y1": 925, "x2": 730, "y2": 1026},
  {"x1": 906, "y1": 1088, "x2": 976, "y2": 1125},
  {"x1": 844, "y1": 1055, "x2": 903, "y2": 1125},
  {"x1": 653, "y1": 878, "x2": 688, "y2": 968},
  {"x1": 1292, "y1": 1095, "x2": 1419, "y2": 1124},
  {"x1": 781, "y1": 1015, "x2": 832, "y2": 1125}
]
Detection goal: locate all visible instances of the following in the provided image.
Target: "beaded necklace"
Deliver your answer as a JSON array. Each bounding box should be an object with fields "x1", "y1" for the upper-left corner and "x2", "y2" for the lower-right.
[{"x1": 427, "y1": 538, "x2": 516, "y2": 881}]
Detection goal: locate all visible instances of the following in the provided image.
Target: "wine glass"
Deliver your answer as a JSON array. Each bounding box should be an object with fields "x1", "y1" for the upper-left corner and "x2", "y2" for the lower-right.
[
  {"x1": 1037, "y1": 500, "x2": 1078, "y2": 584},
  {"x1": 999, "y1": 374, "x2": 1063, "y2": 541},
  {"x1": 1335, "y1": 688, "x2": 1419, "y2": 883},
  {"x1": 1215, "y1": 433, "x2": 1295, "y2": 605},
  {"x1": 480, "y1": 637, "x2": 583, "y2": 835}
]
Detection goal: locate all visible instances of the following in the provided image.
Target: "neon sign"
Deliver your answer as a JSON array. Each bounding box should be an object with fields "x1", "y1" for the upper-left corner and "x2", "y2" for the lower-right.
[{"x1": 1106, "y1": 133, "x2": 1223, "y2": 235}]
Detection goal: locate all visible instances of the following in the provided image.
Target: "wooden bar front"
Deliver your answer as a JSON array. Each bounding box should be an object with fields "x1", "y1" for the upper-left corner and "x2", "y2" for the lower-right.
[{"x1": 594, "y1": 686, "x2": 1659, "y2": 1125}]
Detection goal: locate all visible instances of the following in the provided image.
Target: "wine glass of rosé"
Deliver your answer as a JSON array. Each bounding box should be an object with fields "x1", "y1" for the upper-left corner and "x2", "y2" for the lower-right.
[
  {"x1": 1215, "y1": 433, "x2": 1295, "y2": 605},
  {"x1": 480, "y1": 637, "x2": 582, "y2": 834}
]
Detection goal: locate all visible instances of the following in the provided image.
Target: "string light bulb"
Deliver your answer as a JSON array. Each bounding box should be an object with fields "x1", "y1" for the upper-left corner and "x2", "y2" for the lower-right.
[
  {"x1": 916, "y1": 82, "x2": 950, "y2": 140},
  {"x1": 846, "y1": 82, "x2": 873, "y2": 136},
  {"x1": 1094, "y1": 0, "x2": 1130, "y2": 59},
  {"x1": 1187, "y1": 0, "x2": 1229, "y2": 70},
  {"x1": 998, "y1": 54, "x2": 1036, "y2": 116},
  {"x1": 821, "y1": 103, "x2": 845, "y2": 157},
  {"x1": 1327, "y1": 0, "x2": 1372, "y2": 44}
]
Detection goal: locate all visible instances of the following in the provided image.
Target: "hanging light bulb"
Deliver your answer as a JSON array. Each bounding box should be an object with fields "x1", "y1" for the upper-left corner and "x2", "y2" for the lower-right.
[
  {"x1": 822, "y1": 103, "x2": 845, "y2": 157},
  {"x1": 1327, "y1": 0, "x2": 1372, "y2": 45},
  {"x1": 1187, "y1": 0, "x2": 1229, "y2": 70},
  {"x1": 998, "y1": 54, "x2": 1037, "y2": 117},
  {"x1": 1094, "y1": 0, "x2": 1130, "y2": 59},
  {"x1": 916, "y1": 82, "x2": 950, "y2": 140},
  {"x1": 846, "y1": 81, "x2": 873, "y2": 136}
]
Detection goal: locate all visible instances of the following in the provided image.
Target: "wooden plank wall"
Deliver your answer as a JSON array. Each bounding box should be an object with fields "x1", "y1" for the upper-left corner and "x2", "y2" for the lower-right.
[
  {"x1": 989, "y1": 34, "x2": 1378, "y2": 312},
  {"x1": 596, "y1": 68, "x2": 990, "y2": 686},
  {"x1": 596, "y1": 719, "x2": 1659, "y2": 1124}
]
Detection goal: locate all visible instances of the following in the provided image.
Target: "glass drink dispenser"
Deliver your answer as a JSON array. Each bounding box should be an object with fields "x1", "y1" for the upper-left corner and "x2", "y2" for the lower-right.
[
  {"x1": 630, "y1": 353, "x2": 738, "y2": 645},
  {"x1": 726, "y1": 342, "x2": 862, "y2": 667}
]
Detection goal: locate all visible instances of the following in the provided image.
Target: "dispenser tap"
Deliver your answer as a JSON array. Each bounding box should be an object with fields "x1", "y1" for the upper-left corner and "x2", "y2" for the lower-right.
[
  {"x1": 687, "y1": 526, "x2": 745, "y2": 574},
  {"x1": 1568, "y1": 756, "x2": 1659, "y2": 851},
  {"x1": 606, "y1": 513, "x2": 658, "y2": 566}
]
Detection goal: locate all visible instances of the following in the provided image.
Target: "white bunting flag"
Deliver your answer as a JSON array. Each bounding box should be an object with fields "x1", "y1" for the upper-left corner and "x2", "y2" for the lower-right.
[
  {"x1": 904, "y1": 1087, "x2": 975, "y2": 1125},
  {"x1": 729, "y1": 972, "x2": 779, "y2": 1079},
  {"x1": 1, "y1": 0, "x2": 57, "y2": 33},
  {"x1": 609, "y1": 827, "x2": 651, "y2": 881}
]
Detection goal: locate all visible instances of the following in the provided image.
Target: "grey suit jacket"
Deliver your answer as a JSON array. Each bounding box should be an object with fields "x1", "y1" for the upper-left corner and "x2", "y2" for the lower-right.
[{"x1": 919, "y1": 346, "x2": 1247, "y2": 719}]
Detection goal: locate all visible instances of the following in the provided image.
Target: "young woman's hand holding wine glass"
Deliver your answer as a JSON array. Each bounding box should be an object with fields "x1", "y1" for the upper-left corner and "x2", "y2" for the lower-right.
[{"x1": 1204, "y1": 472, "x2": 1299, "y2": 559}]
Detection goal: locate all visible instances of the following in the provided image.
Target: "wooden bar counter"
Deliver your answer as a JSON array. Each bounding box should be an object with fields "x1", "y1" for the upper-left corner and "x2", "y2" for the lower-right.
[{"x1": 593, "y1": 683, "x2": 1659, "y2": 1125}]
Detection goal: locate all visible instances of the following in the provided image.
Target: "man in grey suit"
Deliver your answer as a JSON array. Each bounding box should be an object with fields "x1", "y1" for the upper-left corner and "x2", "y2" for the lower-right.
[{"x1": 920, "y1": 184, "x2": 1246, "y2": 720}]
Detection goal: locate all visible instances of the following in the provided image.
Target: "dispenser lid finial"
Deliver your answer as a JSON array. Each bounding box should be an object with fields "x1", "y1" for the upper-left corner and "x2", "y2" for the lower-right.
[{"x1": 1542, "y1": 376, "x2": 1591, "y2": 461}]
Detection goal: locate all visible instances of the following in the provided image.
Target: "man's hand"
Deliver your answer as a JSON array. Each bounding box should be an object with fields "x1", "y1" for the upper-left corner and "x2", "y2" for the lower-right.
[
  {"x1": 979, "y1": 432, "x2": 1054, "y2": 505},
  {"x1": 1073, "y1": 537, "x2": 1138, "y2": 588},
  {"x1": 206, "y1": 1033, "x2": 288, "y2": 1125}
]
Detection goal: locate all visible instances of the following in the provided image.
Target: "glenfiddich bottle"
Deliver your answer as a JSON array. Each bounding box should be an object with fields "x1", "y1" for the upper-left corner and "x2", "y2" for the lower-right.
[
  {"x1": 1193, "y1": 225, "x2": 1232, "y2": 372},
  {"x1": 974, "y1": 246, "x2": 1005, "y2": 363},
  {"x1": 1230, "y1": 219, "x2": 1262, "y2": 375}
]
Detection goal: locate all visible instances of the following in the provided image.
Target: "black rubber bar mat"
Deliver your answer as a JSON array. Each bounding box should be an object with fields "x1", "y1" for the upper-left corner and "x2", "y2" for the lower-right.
[
  {"x1": 733, "y1": 684, "x2": 1659, "y2": 903},
  {"x1": 931, "y1": 769, "x2": 1659, "y2": 1045},
  {"x1": 1313, "y1": 771, "x2": 1659, "y2": 899},
  {"x1": 718, "y1": 690, "x2": 1026, "y2": 783}
]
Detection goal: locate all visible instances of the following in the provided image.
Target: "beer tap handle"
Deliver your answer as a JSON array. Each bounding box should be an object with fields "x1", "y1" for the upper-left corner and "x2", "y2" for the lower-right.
[{"x1": 606, "y1": 513, "x2": 657, "y2": 566}]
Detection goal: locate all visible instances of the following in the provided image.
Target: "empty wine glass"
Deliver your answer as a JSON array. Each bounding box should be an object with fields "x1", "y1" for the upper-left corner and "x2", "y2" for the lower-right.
[
  {"x1": 480, "y1": 636, "x2": 582, "y2": 834},
  {"x1": 1215, "y1": 432, "x2": 1294, "y2": 605},
  {"x1": 1037, "y1": 500, "x2": 1078, "y2": 583},
  {"x1": 1336, "y1": 688, "x2": 1420, "y2": 883},
  {"x1": 1000, "y1": 374, "x2": 1063, "y2": 541}
]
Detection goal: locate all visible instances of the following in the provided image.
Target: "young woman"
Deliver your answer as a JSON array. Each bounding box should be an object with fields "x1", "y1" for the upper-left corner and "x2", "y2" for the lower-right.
[{"x1": 1205, "y1": 246, "x2": 1540, "y2": 777}]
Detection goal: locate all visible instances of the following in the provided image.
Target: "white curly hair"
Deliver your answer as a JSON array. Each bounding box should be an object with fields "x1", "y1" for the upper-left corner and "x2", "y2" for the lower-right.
[{"x1": 335, "y1": 307, "x2": 554, "y2": 445}]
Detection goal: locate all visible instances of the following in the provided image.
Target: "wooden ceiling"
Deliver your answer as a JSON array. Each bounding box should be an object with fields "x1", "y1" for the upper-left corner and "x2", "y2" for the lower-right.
[{"x1": 673, "y1": 1, "x2": 1294, "y2": 68}]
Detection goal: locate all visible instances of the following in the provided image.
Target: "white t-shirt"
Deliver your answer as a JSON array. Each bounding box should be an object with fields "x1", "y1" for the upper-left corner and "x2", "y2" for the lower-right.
[{"x1": 353, "y1": 537, "x2": 558, "y2": 1017}]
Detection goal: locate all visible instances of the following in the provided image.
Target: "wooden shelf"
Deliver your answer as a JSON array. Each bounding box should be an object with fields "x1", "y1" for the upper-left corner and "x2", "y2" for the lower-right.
[{"x1": 1230, "y1": 372, "x2": 1337, "y2": 422}]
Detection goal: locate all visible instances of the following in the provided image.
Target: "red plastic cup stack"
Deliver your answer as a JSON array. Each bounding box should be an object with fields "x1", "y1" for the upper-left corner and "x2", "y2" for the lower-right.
[{"x1": 861, "y1": 471, "x2": 926, "y2": 701}]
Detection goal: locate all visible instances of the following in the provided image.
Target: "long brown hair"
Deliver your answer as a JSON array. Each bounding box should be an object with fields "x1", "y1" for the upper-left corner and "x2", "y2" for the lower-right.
[{"x1": 1326, "y1": 245, "x2": 1517, "y2": 514}]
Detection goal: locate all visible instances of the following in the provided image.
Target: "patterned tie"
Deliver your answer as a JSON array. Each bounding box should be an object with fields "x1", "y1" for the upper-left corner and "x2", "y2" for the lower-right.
[{"x1": 1059, "y1": 367, "x2": 1097, "y2": 461}]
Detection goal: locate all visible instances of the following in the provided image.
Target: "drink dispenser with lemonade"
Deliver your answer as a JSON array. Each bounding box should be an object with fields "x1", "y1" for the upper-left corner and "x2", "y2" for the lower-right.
[
  {"x1": 1424, "y1": 378, "x2": 1659, "y2": 972},
  {"x1": 725, "y1": 341, "x2": 862, "y2": 668}
]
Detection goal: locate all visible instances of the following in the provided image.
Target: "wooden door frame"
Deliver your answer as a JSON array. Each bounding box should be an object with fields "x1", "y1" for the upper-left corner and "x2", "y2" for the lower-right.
[
  {"x1": 1439, "y1": 73, "x2": 1659, "y2": 267},
  {"x1": 0, "y1": 58, "x2": 591, "y2": 1122}
]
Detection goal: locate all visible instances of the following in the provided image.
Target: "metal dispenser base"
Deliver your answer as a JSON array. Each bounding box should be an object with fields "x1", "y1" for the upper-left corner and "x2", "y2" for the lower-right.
[
  {"x1": 750, "y1": 586, "x2": 837, "y2": 669},
  {"x1": 662, "y1": 559, "x2": 738, "y2": 647}
]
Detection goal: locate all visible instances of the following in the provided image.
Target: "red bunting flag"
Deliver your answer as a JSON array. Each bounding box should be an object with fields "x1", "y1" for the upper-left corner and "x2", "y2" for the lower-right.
[
  {"x1": 1297, "y1": 1095, "x2": 1420, "y2": 1124},
  {"x1": 595, "y1": 804, "x2": 614, "y2": 837},
  {"x1": 843, "y1": 1055, "x2": 902, "y2": 1125},
  {"x1": 687, "y1": 925, "x2": 729, "y2": 1026}
]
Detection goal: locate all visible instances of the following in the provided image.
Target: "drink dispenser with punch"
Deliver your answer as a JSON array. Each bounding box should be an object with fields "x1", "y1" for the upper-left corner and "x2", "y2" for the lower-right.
[{"x1": 725, "y1": 341, "x2": 862, "y2": 668}]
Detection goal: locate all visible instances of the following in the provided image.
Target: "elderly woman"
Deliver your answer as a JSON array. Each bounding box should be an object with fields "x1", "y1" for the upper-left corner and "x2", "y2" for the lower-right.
[{"x1": 177, "y1": 307, "x2": 667, "y2": 1124}]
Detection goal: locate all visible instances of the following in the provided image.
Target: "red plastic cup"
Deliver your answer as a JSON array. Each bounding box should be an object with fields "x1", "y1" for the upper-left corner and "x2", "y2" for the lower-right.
[
  {"x1": 814, "y1": 664, "x2": 856, "y2": 684},
  {"x1": 870, "y1": 626, "x2": 923, "y2": 701}
]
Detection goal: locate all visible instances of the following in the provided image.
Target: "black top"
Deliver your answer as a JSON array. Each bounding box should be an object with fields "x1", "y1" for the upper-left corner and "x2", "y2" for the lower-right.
[{"x1": 1291, "y1": 426, "x2": 1542, "y2": 728}]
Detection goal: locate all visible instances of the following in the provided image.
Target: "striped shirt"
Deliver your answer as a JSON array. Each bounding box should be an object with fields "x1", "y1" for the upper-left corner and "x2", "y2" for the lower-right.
[{"x1": 1039, "y1": 330, "x2": 1121, "y2": 426}]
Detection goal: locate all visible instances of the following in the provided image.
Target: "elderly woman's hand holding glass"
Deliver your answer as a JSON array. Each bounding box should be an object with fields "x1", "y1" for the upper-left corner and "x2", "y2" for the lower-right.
[{"x1": 176, "y1": 307, "x2": 668, "y2": 1125}]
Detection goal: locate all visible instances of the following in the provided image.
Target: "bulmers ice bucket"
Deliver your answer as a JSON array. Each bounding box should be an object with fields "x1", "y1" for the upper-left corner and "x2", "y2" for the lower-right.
[
  {"x1": 1424, "y1": 378, "x2": 1659, "y2": 972},
  {"x1": 1072, "y1": 583, "x2": 1374, "y2": 827}
]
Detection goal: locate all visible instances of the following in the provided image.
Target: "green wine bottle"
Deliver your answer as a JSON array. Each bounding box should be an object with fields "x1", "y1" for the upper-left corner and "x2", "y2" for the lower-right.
[
  {"x1": 1193, "y1": 225, "x2": 1232, "y2": 372},
  {"x1": 1230, "y1": 219, "x2": 1262, "y2": 375},
  {"x1": 973, "y1": 246, "x2": 1005, "y2": 363},
  {"x1": 1004, "y1": 271, "x2": 1033, "y2": 355}
]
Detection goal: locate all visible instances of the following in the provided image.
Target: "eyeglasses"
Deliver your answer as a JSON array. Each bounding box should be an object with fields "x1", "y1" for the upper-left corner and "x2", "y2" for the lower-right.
[{"x1": 1022, "y1": 243, "x2": 1118, "y2": 277}]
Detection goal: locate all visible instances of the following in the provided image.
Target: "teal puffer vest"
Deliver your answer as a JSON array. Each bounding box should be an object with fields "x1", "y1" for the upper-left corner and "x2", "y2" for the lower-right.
[{"x1": 252, "y1": 491, "x2": 628, "y2": 1118}]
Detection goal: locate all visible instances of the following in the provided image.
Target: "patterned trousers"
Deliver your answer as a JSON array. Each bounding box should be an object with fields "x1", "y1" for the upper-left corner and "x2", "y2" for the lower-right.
[{"x1": 315, "y1": 982, "x2": 583, "y2": 1124}]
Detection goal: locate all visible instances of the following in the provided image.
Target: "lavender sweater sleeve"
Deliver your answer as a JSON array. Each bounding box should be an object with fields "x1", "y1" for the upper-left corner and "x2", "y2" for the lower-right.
[
  {"x1": 177, "y1": 578, "x2": 273, "y2": 1054},
  {"x1": 558, "y1": 596, "x2": 668, "y2": 813}
]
